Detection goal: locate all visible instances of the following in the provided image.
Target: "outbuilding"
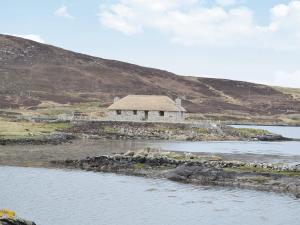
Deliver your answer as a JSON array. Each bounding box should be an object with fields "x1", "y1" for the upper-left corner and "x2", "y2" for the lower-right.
[{"x1": 107, "y1": 95, "x2": 186, "y2": 122}]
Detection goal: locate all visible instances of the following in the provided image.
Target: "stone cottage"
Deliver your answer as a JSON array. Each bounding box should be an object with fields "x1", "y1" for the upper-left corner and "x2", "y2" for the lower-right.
[{"x1": 107, "y1": 95, "x2": 186, "y2": 122}]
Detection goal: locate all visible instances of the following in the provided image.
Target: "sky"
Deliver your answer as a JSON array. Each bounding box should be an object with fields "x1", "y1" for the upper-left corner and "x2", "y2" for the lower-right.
[{"x1": 1, "y1": 0, "x2": 300, "y2": 88}]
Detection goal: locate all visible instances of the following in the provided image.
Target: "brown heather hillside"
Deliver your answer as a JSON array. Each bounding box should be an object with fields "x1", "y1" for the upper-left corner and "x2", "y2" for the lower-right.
[{"x1": 1, "y1": 34, "x2": 300, "y2": 117}]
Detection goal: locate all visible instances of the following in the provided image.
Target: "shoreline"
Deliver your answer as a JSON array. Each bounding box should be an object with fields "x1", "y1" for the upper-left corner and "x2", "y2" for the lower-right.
[
  {"x1": 1, "y1": 139, "x2": 300, "y2": 198},
  {"x1": 228, "y1": 123, "x2": 300, "y2": 127},
  {"x1": 0, "y1": 133, "x2": 75, "y2": 146},
  {"x1": 1, "y1": 119, "x2": 297, "y2": 146},
  {"x1": 52, "y1": 149, "x2": 300, "y2": 198},
  {"x1": 1, "y1": 136, "x2": 295, "y2": 146},
  {"x1": 1, "y1": 138, "x2": 300, "y2": 166},
  {"x1": 0, "y1": 122, "x2": 293, "y2": 146}
]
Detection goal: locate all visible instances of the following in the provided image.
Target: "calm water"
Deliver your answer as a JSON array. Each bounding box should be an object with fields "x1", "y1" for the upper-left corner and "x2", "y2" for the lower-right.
[
  {"x1": 133, "y1": 125, "x2": 300, "y2": 156},
  {"x1": 1, "y1": 166, "x2": 300, "y2": 225},
  {"x1": 149, "y1": 140, "x2": 300, "y2": 156},
  {"x1": 54, "y1": 126, "x2": 299, "y2": 156}
]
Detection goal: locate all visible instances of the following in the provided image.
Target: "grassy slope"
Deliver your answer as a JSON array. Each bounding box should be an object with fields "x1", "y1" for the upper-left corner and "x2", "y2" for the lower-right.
[
  {"x1": 187, "y1": 82, "x2": 300, "y2": 125},
  {"x1": 1, "y1": 101, "x2": 105, "y2": 117},
  {"x1": 274, "y1": 86, "x2": 300, "y2": 101},
  {"x1": 0, "y1": 117, "x2": 70, "y2": 139},
  {"x1": 0, "y1": 102, "x2": 103, "y2": 140}
]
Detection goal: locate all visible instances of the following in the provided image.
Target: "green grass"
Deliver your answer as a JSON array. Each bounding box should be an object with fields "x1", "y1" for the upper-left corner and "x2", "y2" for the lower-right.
[
  {"x1": 187, "y1": 112, "x2": 300, "y2": 126},
  {"x1": 155, "y1": 126, "x2": 181, "y2": 133},
  {"x1": 224, "y1": 165, "x2": 300, "y2": 177},
  {"x1": 34, "y1": 101, "x2": 103, "y2": 116},
  {"x1": 191, "y1": 127, "x2": 210, "y2": 134},
  {"x1": 232, "y1": 128, "x2": 271, "y2": 137},
  {"x1": 0, "y1": 117, "x2": 70, "y2": 140},
  {"x1": 134, "y1": 163, "x2": 145, "y2": 169},
  {"x1": 103, "y1": 126, "x2": 118, "y2": 133},
  {"x1": 0, "y1": 100, "x2": 105, "y2": 120},
  {"x1": 279, "y1": 114, "x2": 300, "y2": 125}
]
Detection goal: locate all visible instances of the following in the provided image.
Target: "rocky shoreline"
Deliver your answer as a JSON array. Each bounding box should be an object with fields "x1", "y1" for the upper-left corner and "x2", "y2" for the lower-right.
[
  {"x1": 0, "y1": 218, "x2": 36, "y2": 225},
  {"x1": 0, "y1": 133, "x2": 75, "y2": 146},
  {"x1": 0, "y1": 121, "x2": 292, "y2": 146},
  {"x1": 53, "y1": 149, "x2": 300, "y2": 197},
  {"x1": 69, "y1": 121, "x2": 290, "y2": 142}
]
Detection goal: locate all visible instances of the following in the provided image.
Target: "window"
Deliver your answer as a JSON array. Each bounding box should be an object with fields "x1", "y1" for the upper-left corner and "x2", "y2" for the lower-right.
[
  {"x1": 159, "y1": 111, "x2": 164, "y2": 116},
  {"x1": 133, "y1": 110, "x2": 137, "y2": 115},
  {"x1": 116, "y1": 110, "x2": 121, "y2": 115}
]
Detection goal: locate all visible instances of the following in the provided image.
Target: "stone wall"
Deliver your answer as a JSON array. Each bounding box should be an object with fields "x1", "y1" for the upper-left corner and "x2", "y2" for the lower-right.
[{"x1": 107, "y1": 110, "x2": 184, "y2": 122}]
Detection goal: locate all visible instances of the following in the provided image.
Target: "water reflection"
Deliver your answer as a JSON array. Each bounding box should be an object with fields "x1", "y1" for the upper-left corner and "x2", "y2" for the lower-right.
[{"x1": 1, "y1": 167, "x2": 300, "y2": 225}]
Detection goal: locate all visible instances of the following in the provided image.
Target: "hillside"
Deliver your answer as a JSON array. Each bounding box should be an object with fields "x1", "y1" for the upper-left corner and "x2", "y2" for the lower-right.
[{"x1": 1, "y1": 34, "x2": 300, "y2": 118}]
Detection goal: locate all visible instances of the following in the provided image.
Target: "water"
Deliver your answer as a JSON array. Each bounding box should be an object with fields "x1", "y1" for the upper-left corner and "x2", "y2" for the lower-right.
[
  {"x1": 140, "y1": 125, "x2": 300, "y2": 156},
  {"x1": 149, "y1": 140, "x2": 300, "y2": 156},
  {"x1": 57, "y1": 125, "x2": 299, "y2": 156},
  {"x1": 231, "y1": 125, "x2": 300, "y2": 139},
  {"x1": 1, "y1": 166, "x2": 299, "y2": 225}
]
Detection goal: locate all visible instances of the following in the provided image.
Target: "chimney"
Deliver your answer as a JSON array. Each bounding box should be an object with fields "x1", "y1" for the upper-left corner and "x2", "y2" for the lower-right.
[
  {"x1": 113, "y1": 96, "x2": 120, "y2": 103},
  {"x1": 175, "y1": 97, "x2": 181, "y2": 106}
]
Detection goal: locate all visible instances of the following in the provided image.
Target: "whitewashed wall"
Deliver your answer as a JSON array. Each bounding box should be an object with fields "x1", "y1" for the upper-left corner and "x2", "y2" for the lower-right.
[{"x1": 107, "y1": 110, "x2": 185, "y2": 122}]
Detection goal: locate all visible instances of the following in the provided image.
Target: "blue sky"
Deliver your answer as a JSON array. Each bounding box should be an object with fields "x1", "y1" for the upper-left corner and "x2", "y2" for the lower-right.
[{"x1": 1, "y1": 0, "x2": 300, "y2": 88}]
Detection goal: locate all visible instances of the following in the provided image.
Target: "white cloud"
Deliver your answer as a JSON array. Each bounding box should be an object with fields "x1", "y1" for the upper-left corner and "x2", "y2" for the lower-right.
[
  {"x1": 13, "y1": 34, "x2": 45, "y2": 43},
  {"x1": 163, "y1": 7, "x2": 255, "y2": 46},
  {"x1": 98, "y1": 0, "x2": 300, "y2": 50},
  {"x1": 271, "y1": 4, "x2": 289, "y2": 18},
  {"x1": 263, "y1": 1, "x2": 300, "y2": 50},
  {"x1": 272, "y1": 70, "x2": 300, "y2": 88},
  {"x1": 99, "y1": 0, "x2": 198, "y2": 35},
  {"x1": 54, "y1": 5, "x2": 74, "y2": 19},
  {"x1": 215, "y1": 0, "x2": 237, "y2": 6},
  {"x1": 100, "y1": 3, "x2": 140, "y2": 35}
]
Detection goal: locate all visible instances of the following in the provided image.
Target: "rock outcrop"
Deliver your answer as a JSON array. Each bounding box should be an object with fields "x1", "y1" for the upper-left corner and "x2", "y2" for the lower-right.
[
  {"x1": 53, "y1": 149, "x2": 300, "y2": 197},
  {"x1": 0, "y1": 218, "x2": 36, "y2": 225}
]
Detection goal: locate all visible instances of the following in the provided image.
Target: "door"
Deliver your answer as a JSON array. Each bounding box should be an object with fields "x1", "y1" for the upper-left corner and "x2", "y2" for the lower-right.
[{"x1": 144, "y1": 111, "x2": 149, "y2": 120}]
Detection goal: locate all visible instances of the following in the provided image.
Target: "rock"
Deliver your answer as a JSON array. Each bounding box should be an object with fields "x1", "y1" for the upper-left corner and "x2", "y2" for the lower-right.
[
  {"x1": 256, "y1": 134, "x2": 290, "y2": 141},
  {"x1": 166, "y1": 164, "x2": 234, "y2": 183},
  {"x1": 124, "y1": 151, "x2": 135, "y2": 157},
  {"x1": 0, "y1": 218, "x2": 36, "y2": 225}
]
